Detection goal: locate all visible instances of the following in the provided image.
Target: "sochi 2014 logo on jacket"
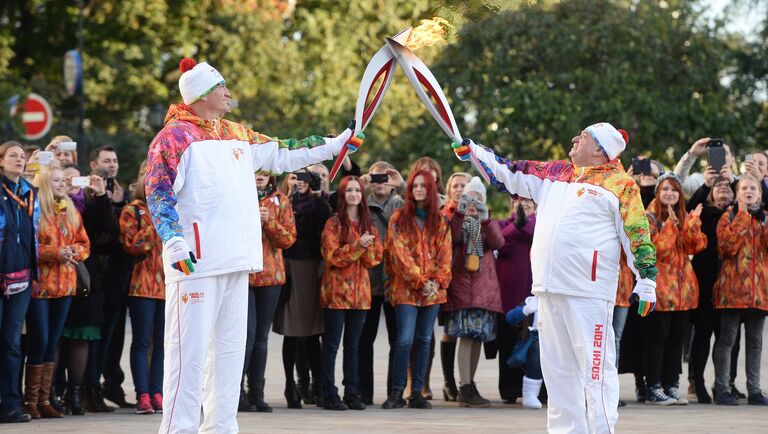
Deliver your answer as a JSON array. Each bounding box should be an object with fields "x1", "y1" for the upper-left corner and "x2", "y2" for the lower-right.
[
  {"x1": 577, "y1": 187, "x2": 604, "y2": 198},
  {"x1": 233, "y1": 147, "x2": 244, "y2": 161},
  {"x1": 181, "y1": 290, "x2": 205, "y2": 305}
]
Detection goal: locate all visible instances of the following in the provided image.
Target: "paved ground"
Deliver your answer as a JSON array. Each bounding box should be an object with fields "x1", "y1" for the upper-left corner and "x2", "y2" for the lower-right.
[{"x1": 8, "y1": 314, "x2": 767, "y2": 433}]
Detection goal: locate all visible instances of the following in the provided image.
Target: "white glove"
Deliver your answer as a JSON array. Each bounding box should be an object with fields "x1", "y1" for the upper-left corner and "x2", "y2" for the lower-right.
[
  {"x1": 165, "y1": 236, "x2": 197, "y2": 275},
  {"x1": 522, "y1": 296, "x2": 538, "y2": 315},
  {"x1": 630, "y1": 278, "x2": 656, "y2": 317}
]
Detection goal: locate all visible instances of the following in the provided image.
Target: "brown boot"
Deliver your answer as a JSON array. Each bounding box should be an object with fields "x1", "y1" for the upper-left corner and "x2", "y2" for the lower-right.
[
  {"x1": 23, "y1": 364, "x2": 43, "y2": 419},
  {"x1": 457, "y1": 383, "x2": 491, "y2": 408},
  {"x1": 38, "y1": 363, "x2": 63, "y2": 418}
]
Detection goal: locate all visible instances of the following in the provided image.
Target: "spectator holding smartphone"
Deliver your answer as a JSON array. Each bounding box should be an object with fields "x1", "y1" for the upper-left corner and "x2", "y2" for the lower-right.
[
  {"x1": 25, "y1": 165, "x2": 90, "y2": 419},
  {"x1": 357, "y1": 161, "x2": 404, "y2": 405}
]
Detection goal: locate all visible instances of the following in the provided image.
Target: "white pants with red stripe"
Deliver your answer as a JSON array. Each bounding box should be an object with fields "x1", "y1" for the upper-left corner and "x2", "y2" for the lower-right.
[
  {"x1": 537, "y1": 292, "x2": 618, "y2": 434},
  {"x1": 159, "y1": 272, "x2": 248, "y2": 434}
]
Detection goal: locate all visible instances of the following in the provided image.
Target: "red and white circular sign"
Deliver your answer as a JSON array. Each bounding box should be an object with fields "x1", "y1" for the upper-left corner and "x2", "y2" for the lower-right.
[{"x1": 10, "y1": 93, "x2": 53, "y2": 140}]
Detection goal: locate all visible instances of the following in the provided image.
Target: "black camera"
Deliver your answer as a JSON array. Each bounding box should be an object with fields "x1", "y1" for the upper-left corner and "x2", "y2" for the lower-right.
[{"x1": 296, "y1": 171, "x2": 322, "y2": 191}]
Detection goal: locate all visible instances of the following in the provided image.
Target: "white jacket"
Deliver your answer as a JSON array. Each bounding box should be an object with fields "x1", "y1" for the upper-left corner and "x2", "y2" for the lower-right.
[
  {"x1": 471, "y1": 143, "x2": 657, "y2": 302},
  {"x1": 146, "y1": 104, "x2": 347, "y2": 284}
]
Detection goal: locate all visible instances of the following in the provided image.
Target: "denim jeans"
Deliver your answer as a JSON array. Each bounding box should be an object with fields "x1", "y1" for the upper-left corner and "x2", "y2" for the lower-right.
[
  {"x1": 26, "y1": 296, "x2": 73, "y2": 364},
  {"x1": 244, "y1": 285, "x2": 282, "y2": 380},
  {"x1": 0, "y1": 288, "x2": 32, "y2": 412},
  {"x1": 392, "y1": 304, "x2": 440, "y2": 394},
  {"x1": 524, "y1": 331, "x2": 542, "y2": 380},
  {"x1": 128, "y1": 297, "x2": 164, "y2": 396},
  {"x1": 612, "y1": 306, "x2": 629, "y2": 366},
  {"x1": 713, "y1": 311, "x2": 765, "y2": 396},
  {"x1": 322, "y1": 308, "x2": 367, "y2": 398}
]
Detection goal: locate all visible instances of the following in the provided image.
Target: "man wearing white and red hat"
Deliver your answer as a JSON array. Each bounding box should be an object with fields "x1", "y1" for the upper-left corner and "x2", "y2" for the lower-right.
[
  {"x1": 453, "y1": 123, "x2": 657, "y2": 434},
  {"x1": 146, "y1": 58, "x2": 361, "y2": 434}
]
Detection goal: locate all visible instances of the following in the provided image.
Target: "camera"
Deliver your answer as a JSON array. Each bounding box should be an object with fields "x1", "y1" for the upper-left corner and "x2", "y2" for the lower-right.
[
  {"x1": 631, "y1": 158, "x2": 651, "y2": 176},
  {"x1": 295, "y1": 171, "x2": 322, "y2": 191},
  {"x1": 370, "y1": 173, "x2": 389, "y2": 184}
]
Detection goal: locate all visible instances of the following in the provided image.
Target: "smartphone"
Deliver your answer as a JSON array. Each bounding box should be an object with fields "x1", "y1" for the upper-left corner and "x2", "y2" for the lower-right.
[
  {"x1": 631, "y1": 158, "x2": 651, "y2": 176},
  {"x1": 106, "y1": 178, "x2": 115, "y2": 193},
  {"x1": 370, "y1": 173, "x2": 389, "y2": 184},
  {"x1": 57, "y1": 141, "x2": 77, "y2": 151},
  {"x1": 745, "y1": 154, "x2": 754, "y2": 162},
  {"x1": 37, "y1": 151, "x2": 53, "y2": 166},
  {"x1": 71, "y1": 176, "x2": 90, "y2": 188},
  {"x1": 707, "y1": 140, "x2": 726, "y2": 172}
]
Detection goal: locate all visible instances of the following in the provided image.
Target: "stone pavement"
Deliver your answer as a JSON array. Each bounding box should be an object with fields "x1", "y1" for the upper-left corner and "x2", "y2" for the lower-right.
[{"x1": 8, "y1": 314, "x2": 767, "y2": 433}]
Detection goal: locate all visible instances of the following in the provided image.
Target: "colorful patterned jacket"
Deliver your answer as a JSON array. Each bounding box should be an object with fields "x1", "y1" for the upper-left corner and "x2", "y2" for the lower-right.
[
  {"x1": 35, "y1": 209, "x2": 90, "y2": 299},
  {"x1": 386, "y1": 209, "x2": 452, "y2": 307},
  {"x1": 647, "y1": 210, "x2": 707, "y2": 311},
  {"x1": 714, "y1": 208, "x2": 768, "y2": 311},
  {"x1": 615, "y1": 254, "x2": 634, "y2": 307},
  {"x1": 471, "y1": 143, "x2": 657, "y2": 302},
  {"x1": 119, "y1": 200, "x2": 164, "y2": 300},
  {"x1": 249, "y1": 191, "x2": 296, "y2": 287},
  {"x1": 320, "y1": 215, "x2": 383, "y2": 309},
  {"x1": 145, "y1": 103, "x2": 345, "y2": 284}
]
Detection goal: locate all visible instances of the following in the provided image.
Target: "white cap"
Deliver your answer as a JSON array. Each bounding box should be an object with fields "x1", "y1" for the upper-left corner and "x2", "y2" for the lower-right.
[
  {"x1": 178, "y1": 58, "x2": 225, "y2": 105},
  {"x1": 464, "y1": 176, "x2": 487, "y2": 204},
  {"x1": 585, "y1": 122, "x2": 629, "y2": 161}
]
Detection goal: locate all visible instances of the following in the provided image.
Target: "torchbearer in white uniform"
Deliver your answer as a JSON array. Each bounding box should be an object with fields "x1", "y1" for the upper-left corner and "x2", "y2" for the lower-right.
[
  {"x1": 145, "y1": 58, "x2": 361, "y2": 434},
  {"x1": 452, "y1": 124, "x2": 657, "y2": 434}
]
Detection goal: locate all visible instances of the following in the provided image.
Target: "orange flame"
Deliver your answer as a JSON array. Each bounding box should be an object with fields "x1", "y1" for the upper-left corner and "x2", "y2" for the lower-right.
[{"x1": 403, "y1": 17, "x2": 453, "y2": 51}]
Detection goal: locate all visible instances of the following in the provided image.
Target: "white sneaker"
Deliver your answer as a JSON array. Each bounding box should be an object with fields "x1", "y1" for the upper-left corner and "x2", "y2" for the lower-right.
[{"x1": 665, "y1": 386, "x2": 688, "y2": 405}]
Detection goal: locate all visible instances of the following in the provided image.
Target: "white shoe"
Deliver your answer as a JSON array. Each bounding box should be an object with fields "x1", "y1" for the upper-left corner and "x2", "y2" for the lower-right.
[{"x1": 522, "y1": 376, "x2": 543, "y2": 409}]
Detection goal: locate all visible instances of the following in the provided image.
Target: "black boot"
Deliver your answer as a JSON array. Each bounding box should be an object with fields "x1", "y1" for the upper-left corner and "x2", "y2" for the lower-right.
[
  {"x1": 238, "y1": 386, "x2": 257, "y2": 412},
  {"x1": 84, "y1": 384, "x2": 115, "y2": 413},
  {"x1": 297, "y1": 376, "x2": 312, "y2": 405},
  {"x1": 440, "y1": 341, "x2": 458, "y2": 402},
  {"x1": 381, "y1": 388, "x2": 405, "y2": 409},
  {"x1": 408, "y1": 392, "x2": 432, "y2": 409},
  {"x1": 343, "y1": 394, "x2": 366, "y2": 410},
  {"x1": 102, "y1": 384, "x2": 134, "y2": 409},
  {"x1": 311, "y1": 380, "x2": 323, "y2": 407},
  {"x1": 67, "y1": 385, "x2": 85, "y2": 416},
  {"x1": 284, "y1": 380, "x2": 302, "y2": 409},
  {"x1": 247, "y1": 378, "x2": 272, "y2": 412},
  {"x1": 694, "y1": 378, "x2": 711, "y2": 404},
  {"x1": 322, "y1": 395, "x2": 348, "y2": 411},
  {"x1": 49, "y1": 384, "x2": 65, "y2": 414}
]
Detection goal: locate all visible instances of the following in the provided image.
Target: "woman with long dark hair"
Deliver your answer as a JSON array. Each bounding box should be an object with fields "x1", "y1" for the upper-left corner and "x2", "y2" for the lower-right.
[{"x1": 381, "y1": 170, "x2": 452, "y2": 409}]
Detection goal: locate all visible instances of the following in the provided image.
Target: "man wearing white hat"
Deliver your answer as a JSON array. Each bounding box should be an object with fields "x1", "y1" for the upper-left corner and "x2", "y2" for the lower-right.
[
  {"x1": 452, "y1": 123, "x2": 657, "y2": 434},
  {"x1": 146, "y1": 58, "x2": 361, "y2": 434}
]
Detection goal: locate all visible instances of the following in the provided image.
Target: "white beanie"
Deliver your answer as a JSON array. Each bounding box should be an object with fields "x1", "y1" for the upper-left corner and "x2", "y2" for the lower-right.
[
  {"x1": 585, "y1": 122, "x2": 629, "y2": 161},
  {"x1": 178, "y1": 58, "x2": 225, "y2": 105},
  {"x1": 464, "y1": 176, "x2": 487, "y2": 204}
]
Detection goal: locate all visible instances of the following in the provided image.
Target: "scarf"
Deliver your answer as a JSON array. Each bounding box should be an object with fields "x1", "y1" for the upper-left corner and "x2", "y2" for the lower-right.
[{"x1": 462, "y1": 215, "x2": 484, "y2": 258}]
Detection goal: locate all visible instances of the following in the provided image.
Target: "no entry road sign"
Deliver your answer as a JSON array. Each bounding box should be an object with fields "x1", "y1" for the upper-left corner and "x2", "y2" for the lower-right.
[{"x1": 9, "y1": 93, "x2": 53, "y2": 140}]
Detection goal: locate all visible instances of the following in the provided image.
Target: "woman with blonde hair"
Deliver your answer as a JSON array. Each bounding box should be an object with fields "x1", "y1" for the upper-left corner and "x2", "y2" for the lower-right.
[{"x1": 25, "y1": 164, "x2": 90, "y2": 419}]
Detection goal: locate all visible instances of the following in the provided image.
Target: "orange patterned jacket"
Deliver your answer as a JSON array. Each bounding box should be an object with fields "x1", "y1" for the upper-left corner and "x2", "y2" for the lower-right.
[
  {"x1": 119, "y1": 200, "x2": 165, "y2": 300},
  {"x1": 615, "y1": 254, "x2": 634, "y2": 307},
  {"x1": 714, "y1": 209, "x2": 768, "y2": 311},
  {"x1": 320, "y1": 215, "x2": 383, "y2": 309},
  {"x1": 648, "y1": 212, "x2": 707, "y2": 311},
  {"x1": 249, "y1": 191, "x2": 296, "y2": 287},
  {"x1": 385, "y1": 209, "x2": 452, "y2": 307},
  {"x1": 35, "y1": 210, "x2": 90, "y2": 299}
]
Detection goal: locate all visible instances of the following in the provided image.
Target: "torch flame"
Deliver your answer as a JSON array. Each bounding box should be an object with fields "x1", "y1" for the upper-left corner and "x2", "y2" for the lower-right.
[{"x1": 403, "y1": 17, "x2": 453, "y2": 51}]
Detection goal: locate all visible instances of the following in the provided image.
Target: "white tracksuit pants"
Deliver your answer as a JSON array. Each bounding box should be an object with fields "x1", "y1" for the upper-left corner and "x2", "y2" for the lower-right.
[
  {"x1": 159, "y1": 272, "x2": 248, "y2": 434},
  {"x1": 537, "y1": 292, "x2": 618, "y2": 434}
]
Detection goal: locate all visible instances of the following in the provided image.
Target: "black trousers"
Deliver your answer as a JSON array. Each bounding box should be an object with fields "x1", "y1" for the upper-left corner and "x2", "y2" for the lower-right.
[
  {"x1": 357, "y1": 295, "x2": 396, "y2": 402},
  {"x1": 644, "y1": 310, "x2": 690, "y2": 387},
  {"x1": 497, "y1": 313, "x2": 524, "y2": 400}
]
